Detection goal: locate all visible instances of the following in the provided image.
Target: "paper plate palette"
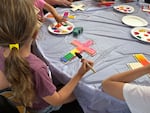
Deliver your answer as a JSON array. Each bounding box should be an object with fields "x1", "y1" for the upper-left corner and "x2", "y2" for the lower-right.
[
  {"x1": 131, "y1": 27, "x2": 150, "y2": 43},
  {"x1": 48, "y1": 21, "x2": 74, "y2": 35},
  {"x1": 122, "y1": 15, "x2": 148, "y2": 27},
  {"x1": 113, "y1": 5, "x2": 134, "y2": 13}
]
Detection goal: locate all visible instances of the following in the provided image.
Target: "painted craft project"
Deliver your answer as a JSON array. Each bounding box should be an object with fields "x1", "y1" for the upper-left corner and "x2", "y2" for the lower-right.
[
  {"x1": 60, "y1": 40, "x2": 96, "y2": 63},
  {"x1": 131, "y1": 27, "x2": 150, "y2": 43},
  {"x1": 70, "y1": 3, "x2": 85, "y2": 12},
  {"x1": 127, "y1": 62, "x2": 143, "y2": 70},
  {"x1": 71, "y1": 40, "x2": 96, "y2": 56},
  {"x1": 62, "y1": 11, "x2": 76, "y2": 19},
  {"x1": 113, "y1": 5, "x2": 134, "y2": 13},
  {"x1": 63, "y1": 12, "x2": 69, "y2": 19},
  {"x1": 61, "y1": 48, "x2": 80, "y2": 63},
  {"x1": 127, "y1": 54, "x2": 150, "y2": 68},
  {"x1": 48, "y1": 21, "x2": 74, "y2": 35},
  {"x1": 98, "y1": 1, "x2": 115, "y2": 7},
  {"x1": 127, "y1": 54, "x2": 150, "y2": 77},
  {"x1": 134, "y1": 54, "x2": 150, "y2": 66}
]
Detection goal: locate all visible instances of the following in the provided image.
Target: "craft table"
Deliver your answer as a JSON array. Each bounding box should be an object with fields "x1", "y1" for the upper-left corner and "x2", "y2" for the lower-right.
[{"x1": 34, "y1": 0, "x2": 150, "y2": 113}]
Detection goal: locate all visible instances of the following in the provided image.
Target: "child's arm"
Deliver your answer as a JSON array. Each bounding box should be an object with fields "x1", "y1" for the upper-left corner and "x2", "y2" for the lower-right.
[
  {"x1": 44, "y1": 2, "x2": 65, "y2": 23},
  {"x1": 42, "y1": 59, "x2": 94, "y2": 106},
  {"x1": 102, "y1": 64, "x2": 150, "y2": 100},
  {"x1": 45, "y1": 0, "x2": 72, "y2": 7}
]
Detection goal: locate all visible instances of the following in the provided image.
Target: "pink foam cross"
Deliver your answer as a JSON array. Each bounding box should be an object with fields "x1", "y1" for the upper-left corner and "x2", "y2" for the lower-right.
[{"x1": 71, "y1": 39, "x2": 96, "y2": 56}]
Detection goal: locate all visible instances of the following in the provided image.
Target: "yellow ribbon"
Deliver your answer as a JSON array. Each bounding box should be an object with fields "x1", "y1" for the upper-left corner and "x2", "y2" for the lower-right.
[{"x1": 9, "y1": 43, "x2": 19, "y2": 50}]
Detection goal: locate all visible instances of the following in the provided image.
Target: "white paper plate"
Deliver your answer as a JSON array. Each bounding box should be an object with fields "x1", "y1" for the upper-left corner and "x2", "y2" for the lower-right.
[
  {"x1": 48, "y1": 21, "x2": 74, "y2": 35},
  {"x1": 122, "y1": 15, "x2": 148, "y2": 27},
  {"x1": 113, "y1": 5, "x2": 134, "y2": 13},
  {"x1": 131, "y1": 27, "x2": 150, "y2": 43}
]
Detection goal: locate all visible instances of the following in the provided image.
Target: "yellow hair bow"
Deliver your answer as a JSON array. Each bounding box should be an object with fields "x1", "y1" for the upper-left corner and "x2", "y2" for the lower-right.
[{"x1": 9, "y1": 43, "x2": 19, "y2": 50}]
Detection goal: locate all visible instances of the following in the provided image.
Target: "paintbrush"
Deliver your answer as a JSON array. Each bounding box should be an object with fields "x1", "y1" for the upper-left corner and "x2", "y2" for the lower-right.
[{"x1": 75, "y1": 52, "x2": 96, "y2": 73}]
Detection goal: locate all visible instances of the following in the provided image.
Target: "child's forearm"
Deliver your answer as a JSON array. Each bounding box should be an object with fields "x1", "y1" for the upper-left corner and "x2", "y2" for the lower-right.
[
  {"x1": 44, "y1": 2, "x2": 60, "y2": 18},
  {"x1": 45, "y1": 0, "x2": 58, "y2": 5},
  {"x1": 55, "y1": 72, "x2": 83, "y2": 104},
  {"x1": 102, "y1": 64, "x2": 150, "y2": 100},
  {"x1": 105, "y1": 64, "x2": 150, "y2": 83}
]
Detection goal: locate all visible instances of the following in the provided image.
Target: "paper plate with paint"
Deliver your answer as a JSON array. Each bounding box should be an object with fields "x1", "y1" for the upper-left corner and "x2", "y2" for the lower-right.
[
  {"x1": 122, "y1": 15, "x2": 148, "y2": 27},
  {"x1": 48, "y1": 21, "x2": 74, "y2": 35},
  {"x1": 113, "y1": 5, "x2": 134, "y2": 13},
  {"x1": 131, "y1": 27, "x2": 150, "y2": 43}
]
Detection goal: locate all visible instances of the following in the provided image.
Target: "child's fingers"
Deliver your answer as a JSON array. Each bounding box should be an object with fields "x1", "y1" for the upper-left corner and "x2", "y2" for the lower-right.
[
  {"x1": 81, "y1": 59, "x2": 93, "y2": 65},
  {"x1": 61, "y1": 0, "x2": 72, "y2": 6},
  {"x1": 87, "y1": 60, "x2": 94, "y2": 67},
  {"x1": 81, "y1": 59, "x2": 94, "y2": 69}
]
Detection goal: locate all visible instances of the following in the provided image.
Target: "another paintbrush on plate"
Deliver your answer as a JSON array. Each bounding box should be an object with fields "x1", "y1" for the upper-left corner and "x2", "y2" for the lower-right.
[{"x1": 75, "y1": 52, "x2": 96, "y2": 73}]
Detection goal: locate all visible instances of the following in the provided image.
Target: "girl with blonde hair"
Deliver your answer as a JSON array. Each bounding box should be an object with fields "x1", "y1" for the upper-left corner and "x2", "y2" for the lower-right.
[{"x1": 0, "y1": 0, "x2": 93, "y2": 113}]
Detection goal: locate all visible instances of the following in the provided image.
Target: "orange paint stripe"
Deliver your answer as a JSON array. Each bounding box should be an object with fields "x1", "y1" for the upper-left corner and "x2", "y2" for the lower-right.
[{"x1": 134, "y1": 54, "x2": 150, "y2": 66}]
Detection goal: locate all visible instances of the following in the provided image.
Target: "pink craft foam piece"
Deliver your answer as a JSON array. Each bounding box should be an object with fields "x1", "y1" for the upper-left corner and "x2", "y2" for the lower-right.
[
  {"x1": 63, "y1": 12, "x2": 69, "y2": 19},
  {"x1": 71, "y1": 40, "x2": 96, "y2": 56}
]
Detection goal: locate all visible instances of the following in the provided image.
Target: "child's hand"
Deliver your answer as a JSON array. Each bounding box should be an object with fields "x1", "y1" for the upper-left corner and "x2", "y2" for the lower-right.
[
  {"x1": 55, "y1": 0, "x2": 72, "y2": 7},
  {"x1": 77, "y1": 59, "x2": 94, "y2": 76},
  {"x1": 55, "y1": 15, "x2": 67, "y2": 23}
]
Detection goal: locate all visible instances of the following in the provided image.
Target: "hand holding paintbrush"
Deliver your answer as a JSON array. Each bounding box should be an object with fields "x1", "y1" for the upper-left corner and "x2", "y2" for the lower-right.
[{"x1": 75, "y1": 52, "x2": 96, "y2": 73}]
